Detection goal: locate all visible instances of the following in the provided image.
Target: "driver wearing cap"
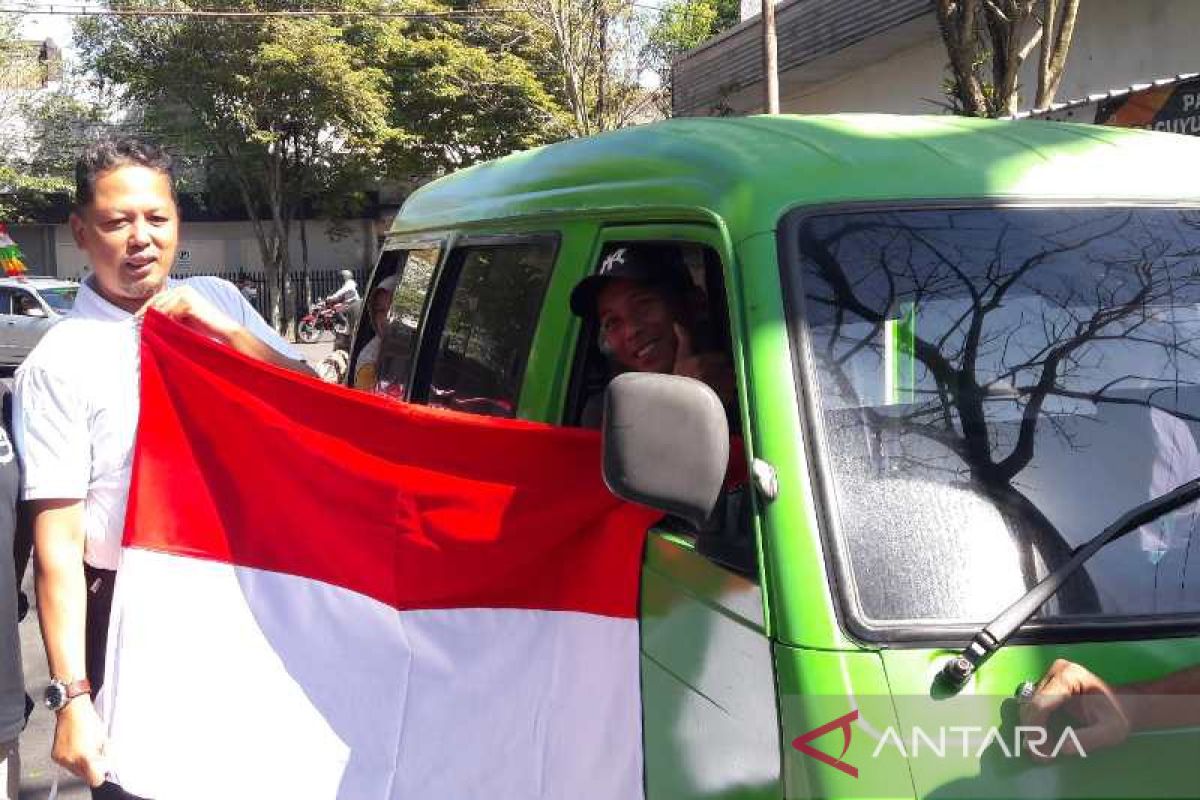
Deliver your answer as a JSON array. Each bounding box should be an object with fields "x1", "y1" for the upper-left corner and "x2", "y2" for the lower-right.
[{"x1": 570, "y1": 243, "x2": 736, "y2": 426}]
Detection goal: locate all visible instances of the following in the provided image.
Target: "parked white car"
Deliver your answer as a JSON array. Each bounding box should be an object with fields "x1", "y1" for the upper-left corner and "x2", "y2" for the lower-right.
[{"x1": 0, "y1": 277, "x2": 78, "y2": 366}]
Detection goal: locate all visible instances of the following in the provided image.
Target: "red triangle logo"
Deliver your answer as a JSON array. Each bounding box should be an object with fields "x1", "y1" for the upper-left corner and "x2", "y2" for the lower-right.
[{"x1": 791, "y1": 709, "x2": 859, "y2": 778}]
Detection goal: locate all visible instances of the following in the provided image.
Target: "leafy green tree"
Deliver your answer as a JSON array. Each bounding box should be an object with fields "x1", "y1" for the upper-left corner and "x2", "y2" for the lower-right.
[
  {"x1": 644, "y1": 0, "x2": 738, "y2": 116},
  {"x1": 0, "y1": 15, "x2": 73, "y2": 219},
  {"x1": 353, "y1": 6, "x2": 568, "y2": 173},
  {"x1": 76, "y1": 1, "x2": 570, "y2": 326},
  {"x1": 77, "y1": 4, "x2": 392, "y2": 326},
  {"x1": 506, "y1": 0, "x2": 656, "y2": 136}
]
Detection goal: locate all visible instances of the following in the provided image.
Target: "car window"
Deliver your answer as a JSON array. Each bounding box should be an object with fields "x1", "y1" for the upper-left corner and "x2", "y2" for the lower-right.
[
  {"x1": 564, "y1": 239, "x2": 754, "y2": 574},
  {"x1": 422, "y1": 240, "x2": 556, "y2": 418},
  {"x1": 373, "y1": 247, "x2": 439, "y2": 398},
  {"x1": 39, "y1": 287, "x2": 76, "y2": 314},
  {"x1": 0, "y1": 289, "x2": 13, "y2": 315},
  {"x1": 792, "y1": 206, "x2": 1200, "y2": 627},
  {"x1": 13, "y1": 291, "x2": 41, "y2": 316}
]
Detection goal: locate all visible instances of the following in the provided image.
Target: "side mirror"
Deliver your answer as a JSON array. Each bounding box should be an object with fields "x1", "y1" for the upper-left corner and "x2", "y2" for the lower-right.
[{"x1": 602, "y1": 372, "x2": 729, "y2": 528}]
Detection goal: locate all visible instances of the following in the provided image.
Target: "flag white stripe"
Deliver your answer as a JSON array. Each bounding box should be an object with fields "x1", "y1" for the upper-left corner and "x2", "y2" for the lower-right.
[{"x1": 101, "y1": 549, "x2": 644, "y2": 800}]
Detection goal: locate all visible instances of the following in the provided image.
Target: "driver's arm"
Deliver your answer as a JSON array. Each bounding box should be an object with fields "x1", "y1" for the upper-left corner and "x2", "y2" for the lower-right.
[
  {"x1": 1120, "y1": 664, "x2": 1200, "y2": 731},
  {"x1": 1021, "y1": 659, "x2": 1200, "y2": 760}
]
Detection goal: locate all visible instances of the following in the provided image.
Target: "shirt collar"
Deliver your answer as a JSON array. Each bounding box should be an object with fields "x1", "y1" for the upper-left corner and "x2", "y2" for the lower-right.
[{"x1": 70, "y1": 275, "x2": 179, "y2": 322}]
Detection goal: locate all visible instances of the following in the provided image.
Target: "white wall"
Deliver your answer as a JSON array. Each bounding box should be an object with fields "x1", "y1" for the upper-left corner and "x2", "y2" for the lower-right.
[
  {"x1": 53, "y1": 218, "x2": 377, "y2": 279},
  {"x1": 780, "y1": 0, "x2": 1200, "y2": 116},
  {"x1": 1017, "y1": 0, "x2": 1200, "y2": 106},
  {"x1": 782, "y1": 35, "x2": 946, "y2": 114}
]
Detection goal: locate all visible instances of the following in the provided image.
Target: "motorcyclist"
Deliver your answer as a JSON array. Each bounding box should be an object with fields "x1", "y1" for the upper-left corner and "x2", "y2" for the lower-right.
[
  {"x1": 326, "y1": 269, "x2": 360, "y2": 307},
  {"x1": 322, "y1": 269, "x2": 361, "y2": 342}
]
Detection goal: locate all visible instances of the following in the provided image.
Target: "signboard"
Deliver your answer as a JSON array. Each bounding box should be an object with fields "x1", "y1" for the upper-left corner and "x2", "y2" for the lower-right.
[{"x1": 1095, "y1": 76, "x2": 1200, "y2": 135}]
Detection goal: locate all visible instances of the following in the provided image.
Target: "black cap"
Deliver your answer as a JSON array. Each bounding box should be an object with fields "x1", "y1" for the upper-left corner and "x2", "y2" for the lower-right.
[{"x1": 569, "y1": 243, "x2": 691, "y2": 319}]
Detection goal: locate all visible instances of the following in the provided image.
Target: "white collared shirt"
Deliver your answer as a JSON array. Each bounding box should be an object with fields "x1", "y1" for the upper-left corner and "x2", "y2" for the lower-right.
[{"x1": 14, "y1": 275, "x2": 300, "y2": 569}]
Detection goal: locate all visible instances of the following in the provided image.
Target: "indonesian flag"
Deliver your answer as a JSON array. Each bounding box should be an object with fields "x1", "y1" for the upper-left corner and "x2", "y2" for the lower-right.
[{"x1": 99, "y1": 312, "x2": 661, "y2": 799}]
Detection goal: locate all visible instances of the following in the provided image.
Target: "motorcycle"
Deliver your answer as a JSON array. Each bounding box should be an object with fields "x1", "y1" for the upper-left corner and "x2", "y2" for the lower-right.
[{"x1": 296, "y1": 300, "x2": 351, "y2": 343}]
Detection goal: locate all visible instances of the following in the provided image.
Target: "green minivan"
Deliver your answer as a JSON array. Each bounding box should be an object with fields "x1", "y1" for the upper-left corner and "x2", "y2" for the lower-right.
[{"x1": 348, "y1": 115, "x2": 1200, "y2": 799}]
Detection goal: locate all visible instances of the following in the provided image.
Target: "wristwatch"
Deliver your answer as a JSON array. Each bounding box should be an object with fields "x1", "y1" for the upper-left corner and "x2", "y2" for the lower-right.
[{"x1": 43, "y1": 678, "x2": 91, "y2": 712}]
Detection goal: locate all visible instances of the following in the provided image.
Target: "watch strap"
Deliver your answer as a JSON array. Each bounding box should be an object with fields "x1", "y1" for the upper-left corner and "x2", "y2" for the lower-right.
[{"x1": 62, "y1": 678, "x2": 91, "y2": 700}]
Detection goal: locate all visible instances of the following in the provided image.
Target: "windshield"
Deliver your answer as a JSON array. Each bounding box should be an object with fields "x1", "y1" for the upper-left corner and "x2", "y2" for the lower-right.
[
  {"x1": 793, "y1": 206, "x2": 1200, "y2": 628},
  {"x1": 39, "y1": 287, "x2": 77, "y2": 314}
]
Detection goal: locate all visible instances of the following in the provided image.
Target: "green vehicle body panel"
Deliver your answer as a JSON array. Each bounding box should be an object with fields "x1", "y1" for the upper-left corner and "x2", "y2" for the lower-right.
[
  {"x1": 878, "y1": 641, "x2": 1200, "y2": 799},
  {"x1": 381, "y1": 115, "x2": 1200, "y2": 798},
  {"x1": 392, "y1": 114, "x2": 1200, "y2": 245},
  {"x1": 641, "y1": 532, "x2": 782, "y2": 799}
]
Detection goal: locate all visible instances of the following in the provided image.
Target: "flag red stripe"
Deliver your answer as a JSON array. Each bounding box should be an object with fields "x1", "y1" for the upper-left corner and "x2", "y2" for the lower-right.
[{"x1": 125, "y1": 312, "x2": 660, "y2": 617}]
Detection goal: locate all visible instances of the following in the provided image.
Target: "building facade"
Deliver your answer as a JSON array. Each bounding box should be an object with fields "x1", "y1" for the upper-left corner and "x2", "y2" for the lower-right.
[
  {"x1": 674, "y1": 0, "x2": 1200, "y2": 118},
  {"x1": 7, "y1": 215, "x2": 390, "y2": 280}
]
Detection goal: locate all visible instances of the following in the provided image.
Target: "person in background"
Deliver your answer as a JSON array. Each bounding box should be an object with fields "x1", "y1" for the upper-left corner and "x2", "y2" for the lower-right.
[
  {"x1": 353, "y1": 274, "x2": 397, "y2": 391},
  {"x1": 0, "y1": 387, "x2": 32, "y2": 800},
  {"x1": 326, "y1": 269, "x2": 359, "y2": 307}
]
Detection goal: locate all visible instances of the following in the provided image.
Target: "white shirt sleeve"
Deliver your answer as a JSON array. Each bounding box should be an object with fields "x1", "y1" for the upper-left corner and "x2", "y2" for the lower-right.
[
  {"x1": 14, "y1": 365, "x2": 90, "y2": 500},
  {"x1": 188, "y1": 277, "x2": 302, "y2": 363}
]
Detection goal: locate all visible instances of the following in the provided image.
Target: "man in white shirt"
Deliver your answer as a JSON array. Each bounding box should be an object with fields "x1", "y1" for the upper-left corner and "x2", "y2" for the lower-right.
[
  {"x1": 15, "y1": 138, "x2": 313, "y2": 794},
  {"x1": 326, "y1": 269, "x2": 359, "y2": 307}
]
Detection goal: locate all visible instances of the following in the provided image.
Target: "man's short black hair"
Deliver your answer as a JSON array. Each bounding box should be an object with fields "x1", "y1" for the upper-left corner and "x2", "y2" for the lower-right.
[{"x1": 74, "y1": 138, "x2": 177, "y2": 210}]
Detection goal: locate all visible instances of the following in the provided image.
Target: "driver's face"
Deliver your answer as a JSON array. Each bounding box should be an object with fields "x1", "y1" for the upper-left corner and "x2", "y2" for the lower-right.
[{"x1": 595, "y1": 279, "x2": 681, "y2": 373}]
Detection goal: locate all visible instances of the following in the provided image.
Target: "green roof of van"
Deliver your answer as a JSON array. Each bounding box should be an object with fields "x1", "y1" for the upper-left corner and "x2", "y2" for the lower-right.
[{"x1": 391, "y1": 114, "x2": 1200, "y2": 241}]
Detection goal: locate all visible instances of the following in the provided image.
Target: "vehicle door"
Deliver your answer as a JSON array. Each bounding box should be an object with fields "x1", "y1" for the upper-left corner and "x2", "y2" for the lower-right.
[
  {"x1": 562, "y1": 223, "x2": 782, "y2": 800},
  {"x1": 0, "y1": 288, "x2": 45, "y2": 363},
  {"x1": 381, "y1": 223, "x2": 783, "y2": 798},
  {"x1": 0, "y1": 288, "x2": 16, "y2": 363}
]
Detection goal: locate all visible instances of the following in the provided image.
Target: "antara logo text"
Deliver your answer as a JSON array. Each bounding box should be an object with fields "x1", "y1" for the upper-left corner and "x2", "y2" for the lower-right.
[{"x1": 791, "y1": 710, "x2": 1087, "y2": 778}]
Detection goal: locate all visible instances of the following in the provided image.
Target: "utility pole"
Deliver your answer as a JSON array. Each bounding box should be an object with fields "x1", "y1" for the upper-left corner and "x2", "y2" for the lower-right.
[{"x1": 762, "y1": 0, "x2": 779, "y2": 113}]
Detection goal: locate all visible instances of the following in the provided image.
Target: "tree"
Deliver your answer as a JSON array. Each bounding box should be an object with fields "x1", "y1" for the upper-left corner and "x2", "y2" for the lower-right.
[
  {"x1": 357, "y1": 7, "x2": 568, "y2": 174},
  {"x1": 0, "y1": 15, "x2": 73, "y2": 219},
  {"x1": 935, "y1": 0, "x2": 1080, "y2": 117},
  {"x1": 76, "y1": 1, "x2": 570, "y2": 327},
  {"x1": 77, "y1": 4, "x2": 393, "y2": 327},
  {"x1": 643, "y1": 0, "x2": 738, "y2": 117},
  {"x1": 508, "y1": 0, "x2": 655, "y2": 136}
]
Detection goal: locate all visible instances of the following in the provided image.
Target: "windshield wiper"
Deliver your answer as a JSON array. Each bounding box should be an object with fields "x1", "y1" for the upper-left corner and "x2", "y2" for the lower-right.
[{"x1": 939, "y1": 477, "x2": 1200, "y2": 692}]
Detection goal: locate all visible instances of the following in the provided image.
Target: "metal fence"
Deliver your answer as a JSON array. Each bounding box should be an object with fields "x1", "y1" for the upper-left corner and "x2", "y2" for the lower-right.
[{"x1": 202, "y1": 268, "x2": 369, "y2": 331}]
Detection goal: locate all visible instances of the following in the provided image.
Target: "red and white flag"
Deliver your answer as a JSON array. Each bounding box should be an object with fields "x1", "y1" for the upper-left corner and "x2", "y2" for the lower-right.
[{"x1": 99, "y1": 312, "x2": 660, "y2": 799}]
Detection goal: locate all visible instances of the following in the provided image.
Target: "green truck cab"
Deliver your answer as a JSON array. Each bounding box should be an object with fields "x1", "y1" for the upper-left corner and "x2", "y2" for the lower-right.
[{"x1": 350, "y1": 115, "x2": 1200, "y2": 799}]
